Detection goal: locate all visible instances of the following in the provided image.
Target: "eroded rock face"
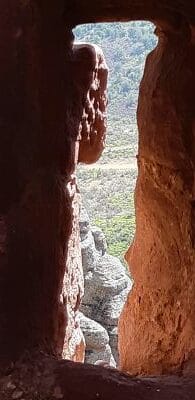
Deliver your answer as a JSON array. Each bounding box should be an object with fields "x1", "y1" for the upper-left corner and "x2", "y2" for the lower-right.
[
  {"x1": 62, "y1": 188, "x2": 84, "y2": 362},
  {"x1": 80, "y1": 206, "x2": 132, "y2": 364},
  {"x1": 0, "y1": 3, "x2": 108, "y2": 364},
  {"x1": 119, "y1": 23, "x2": 195, "y2": 375},
  {"x1": 65, "y1": 0, "x2": 195, "y2": 27},
  {"x1": 73, "y1": 42, "x2": 108, "y2": 164},
  {"x1": 79, "y1": 312, "x2": 116, "y2": 366}
]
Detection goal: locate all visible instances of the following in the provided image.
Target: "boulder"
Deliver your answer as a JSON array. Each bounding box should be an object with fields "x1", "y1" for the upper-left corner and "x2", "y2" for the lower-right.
[
  {"x1": 79, "y1": 312, "x2": 109, "y2": 349},
  {"x1": 79, "y1": 208, "x2": 133, "y2": 364},
  {"x1": 79, "y1": 313, "x2": 116, "y2": 366},
  {"x1": 91, "y1": 225, "x2": 107, "y2": 255}
]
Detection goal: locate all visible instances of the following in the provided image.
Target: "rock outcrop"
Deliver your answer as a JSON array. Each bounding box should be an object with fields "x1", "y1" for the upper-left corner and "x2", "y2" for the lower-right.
[
  {"x1": 119, "y1": 21, "x2": 195, "y2": 375},
  {"x1": 79, "y1": 206, "x2": 132, "y2": 364},
  {"x1": 0, "y1": 18, "x2": 108, "y2": 363},
  {"x1": 79, "y1": 312, "x2": 116, "y2": 366},
  {"x1": 73, "y1": 42, "x2": 108, "y2": 165}
]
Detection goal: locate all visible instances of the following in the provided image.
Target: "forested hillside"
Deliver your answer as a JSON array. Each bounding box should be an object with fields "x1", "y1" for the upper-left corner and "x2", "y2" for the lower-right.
[{"x1": 74, "y1": 22, "x2": 157, "y2": 262}]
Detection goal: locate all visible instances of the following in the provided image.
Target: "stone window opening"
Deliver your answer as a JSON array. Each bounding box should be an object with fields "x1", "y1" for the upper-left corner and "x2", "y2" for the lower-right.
[
  {"x1": 73, "y1": 22, "x2": 157, "y2": 368},
  {"x1": 0, "y1": 2, "x2": 195, "y2": 397}
]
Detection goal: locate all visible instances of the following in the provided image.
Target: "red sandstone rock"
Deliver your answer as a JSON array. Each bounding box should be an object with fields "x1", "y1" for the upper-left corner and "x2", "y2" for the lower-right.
[
  {"x1": 73, "y1": 43, "x2": 108, "y2": 164},
  {"x1": 62, "y1": 179, "x2": 85, "y2": 361},
  {"x1": 0, "y1": 0, "x2": 85, "y2": 363},
  {"x1": 65, "y1": 0, "x2": 195, "y2": 27},
  {"x1": 119, "y1": 21, "x2": 195, "y2": 375}
]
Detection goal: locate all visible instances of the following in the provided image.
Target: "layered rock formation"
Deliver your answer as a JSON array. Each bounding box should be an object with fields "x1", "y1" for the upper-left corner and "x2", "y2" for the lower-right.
[{"x1": 79, "y1": 206, "x2": 132, "y2": 364}]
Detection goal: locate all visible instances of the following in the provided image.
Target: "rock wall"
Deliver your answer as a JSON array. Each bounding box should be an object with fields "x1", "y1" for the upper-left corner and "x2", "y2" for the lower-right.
[
  {"x1": 67, "y1": 1, "x2": 195, "y2": 25},
  {"x1": 0, "y1": 0, "x2": 108, "y2": 364},
  {"x1": 119, "y1": 22, "x2": 195, "y2": 375},
  {"x1": 79, "y1": 206, "x2": 132, "y2": 365}
]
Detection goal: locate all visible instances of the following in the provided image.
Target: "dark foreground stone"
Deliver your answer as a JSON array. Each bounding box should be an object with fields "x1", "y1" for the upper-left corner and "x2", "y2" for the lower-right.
[{"x1": 0, "y1": 354, "x2": 194, "y2": 399}]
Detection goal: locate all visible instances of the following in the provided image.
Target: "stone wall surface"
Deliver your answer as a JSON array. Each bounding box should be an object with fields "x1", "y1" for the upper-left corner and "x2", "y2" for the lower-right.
[
  {"x1": 0, "y1": 0, "x2": 108, "y2": 364},
  {"x1": 65, "y1": 0, "x2": 195, "y2": 26},
  {"x1": 119, "y1": 22, "x2": 195, "y2": 376}
]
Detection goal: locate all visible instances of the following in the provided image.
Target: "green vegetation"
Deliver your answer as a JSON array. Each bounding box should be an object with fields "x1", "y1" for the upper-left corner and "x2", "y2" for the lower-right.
[
  {"x1": 94, "y1": 194, "x2": 135, "y2": 259},
  {"x1": 74, "y1": 22, "x2": 157, "y2": 262}
]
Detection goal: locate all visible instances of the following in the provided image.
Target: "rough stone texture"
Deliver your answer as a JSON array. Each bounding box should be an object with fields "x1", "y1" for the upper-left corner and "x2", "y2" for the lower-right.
[
  {"x1": 73, "y1": 42, "x2": 108, "y2": 164},
  {"x1": 79, "y1": 312, "x2": 116, "y2": 366},
  {"x1": 80, "y1": 207, "x2": 132, "y2": 364},
  {"x1": 0, "y1": 0, "x2": 108, "y2": 365},
  {"x1": 62, "y1": 189, "x2": 84, "y2": 362},
  {"x1": 65, "y1": 0, "x2": 195, "y2": 26},
  {"x1": 0, "y1": 353, "x2": 194, "y2": 400},
  {"x1": 119, "y1": 22, "x2": 195, "y2": 375},
  {"x1": 91, "y1": 225, "x2": 107, "y2": 255},
  {"x1": 80, "y1": 313, "x2": 109, "y2": 350},
  {"x1": 0, "y1": 0, "x2": 76, "y2": 362},
  {"x1": 109, "y1": 327, "x2": 119, "y2": 363}
]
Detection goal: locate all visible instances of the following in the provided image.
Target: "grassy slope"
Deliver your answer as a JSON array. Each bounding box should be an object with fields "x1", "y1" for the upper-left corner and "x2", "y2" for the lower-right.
[{"x1": 74, "y1": 22, "x2": 157, "y2": 262}]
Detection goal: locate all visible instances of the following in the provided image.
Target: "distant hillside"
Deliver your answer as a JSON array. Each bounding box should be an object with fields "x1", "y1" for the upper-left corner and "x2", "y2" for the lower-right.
[{"x1": 74, "y1": 22, "x2": 157, "y2": 262}]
